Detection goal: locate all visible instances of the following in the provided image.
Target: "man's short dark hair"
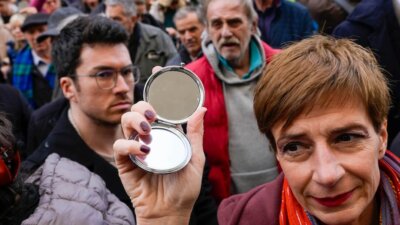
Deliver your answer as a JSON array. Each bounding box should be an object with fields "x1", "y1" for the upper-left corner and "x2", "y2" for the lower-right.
[{"x1": 51, "y1": 15, "x2": 129, "y2": 78}]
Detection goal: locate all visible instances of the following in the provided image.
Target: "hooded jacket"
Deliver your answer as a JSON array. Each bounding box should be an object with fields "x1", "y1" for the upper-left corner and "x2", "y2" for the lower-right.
[{"x1": 186, "y1": 35, "x2": 279, "y2": 202}]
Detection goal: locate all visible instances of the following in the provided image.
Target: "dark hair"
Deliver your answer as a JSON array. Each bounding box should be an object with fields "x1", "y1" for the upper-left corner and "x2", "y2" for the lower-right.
[{"x1": 51, "y1": 15, "x2": 129, "y2": 78}]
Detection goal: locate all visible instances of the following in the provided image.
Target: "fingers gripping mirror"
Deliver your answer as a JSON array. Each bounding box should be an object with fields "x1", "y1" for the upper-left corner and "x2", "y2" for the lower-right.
[{"x1": 130, "y1": 66, "x2": 205, "y2": 173}]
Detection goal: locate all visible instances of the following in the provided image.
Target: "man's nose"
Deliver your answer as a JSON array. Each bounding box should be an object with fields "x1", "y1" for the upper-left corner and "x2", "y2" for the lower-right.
[
  {"x1": 221, "y1": 23, "x2": 233, "y2": 38},
  {"x1": 114, "y1": 74, "x2": 130, "y2": 93},
  {"x1": 183, "y1": 31, "x2": 193, "y2": 41}
]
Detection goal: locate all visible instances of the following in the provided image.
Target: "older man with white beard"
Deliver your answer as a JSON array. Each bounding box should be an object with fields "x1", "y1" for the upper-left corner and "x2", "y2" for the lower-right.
[{"x1": 185, "y1": 0, "x2": 280, "y2": 203}]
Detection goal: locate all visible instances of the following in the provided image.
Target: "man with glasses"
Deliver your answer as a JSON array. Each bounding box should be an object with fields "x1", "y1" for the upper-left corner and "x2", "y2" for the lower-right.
[
  {"x1": 22, "y1": 15, "x2": 139, "y2": 212},
  {"x1": 22, "y1": 15, "x2": 218, "y2": 224}
]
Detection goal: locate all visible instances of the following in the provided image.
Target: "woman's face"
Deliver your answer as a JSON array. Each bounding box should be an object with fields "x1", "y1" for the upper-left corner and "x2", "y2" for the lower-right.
[
  {"x1": 10, "y1": 21, "x2": 25, "y2": 41},
  {"x1": 272, "y1": 100, "x2": 387, "y2": 224}
]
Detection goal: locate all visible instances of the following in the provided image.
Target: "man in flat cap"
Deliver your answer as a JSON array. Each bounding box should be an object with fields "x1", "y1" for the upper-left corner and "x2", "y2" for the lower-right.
[{"x1": 12, "y1": 13, "x2": 55, "y2": 109}]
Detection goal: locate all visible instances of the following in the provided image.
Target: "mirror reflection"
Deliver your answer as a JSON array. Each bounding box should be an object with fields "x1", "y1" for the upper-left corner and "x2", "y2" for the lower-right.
[
  {"x1": 147, "y1": 70, "x2": 200, "y2": 121},
  {"x1": 134, "y1": 128, "x2": 190, "y2": 172}
]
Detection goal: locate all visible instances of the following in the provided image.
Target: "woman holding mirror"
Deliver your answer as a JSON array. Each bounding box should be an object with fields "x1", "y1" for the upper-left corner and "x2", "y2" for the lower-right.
[{"x1": 113, "y1": 35, "x2": 400, "y2": 225}]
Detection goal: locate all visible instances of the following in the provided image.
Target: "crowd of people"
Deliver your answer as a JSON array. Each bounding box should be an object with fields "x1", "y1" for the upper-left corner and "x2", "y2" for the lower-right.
[{"x1": 0, "y1": 0, "x2": 399, "y2": 224}]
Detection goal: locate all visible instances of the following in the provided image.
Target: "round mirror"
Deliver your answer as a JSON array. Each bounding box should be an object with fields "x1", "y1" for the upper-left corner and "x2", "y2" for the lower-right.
[
  {"x1": 131, "y1": 66, "x2": 204, "y2": 174},
  {"x1": 130, "y1": 125, "x2": 191, "y2": 173},
  {"x1": 144, "y1": 67, "x2": 204, "y2": 124}
]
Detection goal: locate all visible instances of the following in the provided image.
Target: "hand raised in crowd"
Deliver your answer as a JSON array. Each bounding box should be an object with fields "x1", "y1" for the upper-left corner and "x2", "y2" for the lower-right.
[{"x1": 113, "y1": 100, "x2": 207, "y2": 225}]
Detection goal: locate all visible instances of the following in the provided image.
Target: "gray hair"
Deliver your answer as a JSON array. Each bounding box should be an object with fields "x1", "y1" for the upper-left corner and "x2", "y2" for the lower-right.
[
  {"x1": 204, "y1": 0, "x2": 258, "y2": 24},
  {"x1": 105, "y1": 0, "x2": 137, "y2": 16},
  {"x1": 173, "y1": 5, "x2": 205, "y2": 25}
]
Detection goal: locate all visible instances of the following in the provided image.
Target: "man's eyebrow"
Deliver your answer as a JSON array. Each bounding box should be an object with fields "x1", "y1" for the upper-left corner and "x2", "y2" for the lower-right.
[{"x1": 90, "y1": 64, "x2": 133, "y2": 71}]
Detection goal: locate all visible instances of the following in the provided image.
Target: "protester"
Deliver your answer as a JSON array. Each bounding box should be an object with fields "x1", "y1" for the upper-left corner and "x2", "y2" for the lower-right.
[
  {"x1": 29, "y1": 0, "x2": 63, "y2": 14},
  {"x1": 0, "y1": 19, "x2": 13, "y2": 81},
  {"x1": 114, "y1": 35, "x2": 400, "y2": 225},
  {"x1": 333, "y1": 0, "x2": 400, "y2": 154},
  {"x1": 135, "y1": 0, "x2": 164, "y2": 29},
  {"x1": 0, "y1": 113, "x2": 38, "y2": 225},
  {"x1": 167, "y1": 5, "x2": 204, "y2": 65},
  {"x1": 12, "y1": 13, "x2": 56, "y2": 109},
  {"x1": 0, "y1": 84, "x2": 31, "y2": 159},
  {"x1": 22, "y1": 15, "x2": 218, "y2": 225},
  {"x1": 149, "y1": 0, "x2": 185, "y2": 33},
  {"x1": 71, "y1": 0, "x2": 102, "y2": 13},
  {"x1": 0, "y1": 0, "x2": 16, "y2": 24},
  {"x1": 6, "y1": 13, "x2": 27, "y2": 63},
  {"x1": 253, "y1": 0, "x2": 316, "y2": 48},
  {"x1": 298, "y1": 0, "x2": 360, "y2": 34},
  {"x1": 185, "y1": 0, "x2": 280, "y2": 203},
  {"x1": 105, "y1": 0, "x2": 178, "y2": 84}
]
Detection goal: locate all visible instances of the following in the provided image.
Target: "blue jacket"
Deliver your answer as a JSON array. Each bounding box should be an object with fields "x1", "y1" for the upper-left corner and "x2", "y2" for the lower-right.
[
  {"x1": 334, "y1": 0, "x2": 400, "y2": 149},
  {"x1": 257, "y1": 0, "x2": 315, "y2": 48}
]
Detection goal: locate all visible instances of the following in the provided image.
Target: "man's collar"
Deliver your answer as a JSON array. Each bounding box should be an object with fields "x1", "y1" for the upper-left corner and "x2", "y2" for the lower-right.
[{"x1": 31, "y1": 50, "x2": 47, "y2": 66}]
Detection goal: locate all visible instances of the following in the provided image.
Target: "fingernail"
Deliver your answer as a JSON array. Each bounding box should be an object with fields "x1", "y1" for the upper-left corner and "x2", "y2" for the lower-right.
[
  {"x1": 144, "y1": 110, "x2": 155, "y2": 120},
  {"x1": 140, "y1": 121, "x2": 150, "y2": 132},
  {"x1": 140, "y1": 145, "x2": 150, "y2": 153}
]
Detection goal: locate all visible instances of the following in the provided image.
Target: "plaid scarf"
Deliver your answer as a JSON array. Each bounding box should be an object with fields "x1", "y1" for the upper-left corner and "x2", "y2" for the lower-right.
[
  {"x1": 12, "y1": 45, "x2": 56, "y2": 109},
  {"x1": 279, "y1": 151, "x2": 400, "y2": 225}
]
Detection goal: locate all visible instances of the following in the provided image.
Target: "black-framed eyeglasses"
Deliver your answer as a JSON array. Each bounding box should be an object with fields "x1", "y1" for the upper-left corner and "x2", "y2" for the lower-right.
[{"x1": 71, "y1": 65, "x2": 140, "y2": 90}]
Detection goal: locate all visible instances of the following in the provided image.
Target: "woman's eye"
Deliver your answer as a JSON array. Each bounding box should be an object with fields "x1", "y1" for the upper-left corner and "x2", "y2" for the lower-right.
[
  {"x1": 335, "y1": 133, "x2": 365, "y2": 143},
  {"x1": 282, "y1": 142, "x2": 301, "y2": 153},
  {"x1": 336, "y1": 134, "x2": 352, "y2": 142}
]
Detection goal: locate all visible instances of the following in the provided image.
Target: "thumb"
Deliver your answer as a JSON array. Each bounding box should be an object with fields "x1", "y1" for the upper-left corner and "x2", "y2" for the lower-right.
[{"x1": 187, "y1": 107, "x2": 207, "y2": 164}]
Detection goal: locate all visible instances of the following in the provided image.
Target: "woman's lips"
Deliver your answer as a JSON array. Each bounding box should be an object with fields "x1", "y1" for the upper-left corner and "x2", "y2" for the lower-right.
[{"x1": 313, "y1": 190, "x2": 353, "y2": 207}]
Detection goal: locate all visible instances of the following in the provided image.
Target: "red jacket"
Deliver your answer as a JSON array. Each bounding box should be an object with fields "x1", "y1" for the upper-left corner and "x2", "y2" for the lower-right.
[{"x1": 186, "y1": 42, "x2": 279, "y2": 202}]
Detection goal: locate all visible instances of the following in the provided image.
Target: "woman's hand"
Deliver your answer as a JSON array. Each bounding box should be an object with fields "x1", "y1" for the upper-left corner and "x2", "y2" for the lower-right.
[{"x1": 113, "y1": 101, "x2": 207, "y2": 225}]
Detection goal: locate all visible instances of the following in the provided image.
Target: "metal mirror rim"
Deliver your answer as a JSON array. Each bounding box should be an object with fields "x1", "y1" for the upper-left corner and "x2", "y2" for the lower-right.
[
  {"x1": 143, "y1": 66, "x2": 205, "y2": 125},
  {"x1": 129, "y1": 125, "x2": 192, "y2": 174}
]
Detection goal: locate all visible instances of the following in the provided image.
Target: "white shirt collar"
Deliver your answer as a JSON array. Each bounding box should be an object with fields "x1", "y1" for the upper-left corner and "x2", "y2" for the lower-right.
[{"x1": 31, "y1": 50, "x2": 47, "y2": 66}]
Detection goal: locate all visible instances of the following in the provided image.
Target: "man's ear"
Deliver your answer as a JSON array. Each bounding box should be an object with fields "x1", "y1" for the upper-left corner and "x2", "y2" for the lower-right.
[
  {"x1": 378, "y1": 119, "x2": 388, "y2": 159},
  {"x1": 60, "y1": 77, "x2": 77, "y2": 102}
]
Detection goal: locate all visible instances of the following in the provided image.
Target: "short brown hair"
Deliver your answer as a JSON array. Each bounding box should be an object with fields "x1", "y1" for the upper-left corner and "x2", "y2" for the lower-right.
[{"x1": 254, "y1": 35, "x2": 390, "y2": 152}]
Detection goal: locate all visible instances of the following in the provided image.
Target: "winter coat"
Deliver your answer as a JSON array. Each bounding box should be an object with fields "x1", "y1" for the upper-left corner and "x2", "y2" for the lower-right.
[{"x1": 22, "y1": 153, "x2": 135, "y2": 225}]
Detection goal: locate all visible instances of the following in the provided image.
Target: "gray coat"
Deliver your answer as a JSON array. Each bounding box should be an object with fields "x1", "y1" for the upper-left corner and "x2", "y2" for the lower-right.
[
  {"x1": 22, "y1": 153, "x2": 135, "y2": 225},
  {"x1": 132, "y1": 23, "x2": 178, "y2": 84}
]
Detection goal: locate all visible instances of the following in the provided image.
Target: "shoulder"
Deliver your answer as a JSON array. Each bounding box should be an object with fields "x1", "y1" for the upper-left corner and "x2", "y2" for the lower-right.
[
  {"x1": 260, "y1": 41, "x2": 280, "y2": 62},
  {"x1": 22, "y1": 153, "x2": 135, "y2": 225},
  {"x1": 186, "y1": 57, "x2": 211, "y2": 73},
  {"x1": 140, "y1": 23, "x2": 165, "y2": 38},
  {"x1": 0, "y1": 84, "x2": 31, "y2": 118},
  {"x1": 185, "y1": 57, "x2": 214, "y2": 81},
  {"x1": 0, "y1": 83, "x2": 20, "y2": 95},
  {"x1": 30, "y1": 97, "x2": 68, "y2": 123},
  {"x1": 218, "y1": 174, "x2": 283, "y2": 225},
  {"x1": 280, "y1": 0, "x2": 310, "y2": 14}
]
